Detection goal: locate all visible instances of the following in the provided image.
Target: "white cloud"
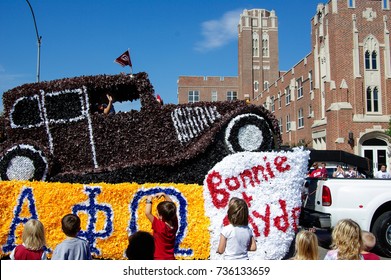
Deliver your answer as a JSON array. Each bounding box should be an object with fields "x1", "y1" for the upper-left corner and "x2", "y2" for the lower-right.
[{"x1": 195, "y1": 9, "x2": 242, "y2": 52}]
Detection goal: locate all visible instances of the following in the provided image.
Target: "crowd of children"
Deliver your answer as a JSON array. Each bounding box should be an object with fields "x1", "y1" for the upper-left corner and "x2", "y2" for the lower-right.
[{"x1": 9, "y1": 195, "x2": 381, "y2": 260}]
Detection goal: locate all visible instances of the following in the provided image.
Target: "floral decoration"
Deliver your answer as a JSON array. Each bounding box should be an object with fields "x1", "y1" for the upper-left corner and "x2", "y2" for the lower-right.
[
  {"x1": 203, "y1": 147, "x2": 310, "y2": 260},
  {"x1": 0, "y1": 72, "x2": 281, "y2": 185},
  {"x1": 0, "y1": 181, "x2": 209, "y2": 260}
]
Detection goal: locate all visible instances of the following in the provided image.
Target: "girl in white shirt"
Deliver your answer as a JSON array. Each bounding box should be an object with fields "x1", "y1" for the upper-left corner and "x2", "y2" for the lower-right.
[{"x1": 216, "y1": 198, "x2": 256, "y2": 259}]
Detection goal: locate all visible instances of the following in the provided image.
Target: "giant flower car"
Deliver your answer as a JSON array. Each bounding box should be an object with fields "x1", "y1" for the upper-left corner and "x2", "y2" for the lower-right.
[{"x1": 0, "y1": 72, "x2": 281, "y2": 184}]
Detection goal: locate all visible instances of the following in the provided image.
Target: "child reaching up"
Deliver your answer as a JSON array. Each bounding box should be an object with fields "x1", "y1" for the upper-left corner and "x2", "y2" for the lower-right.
[
  {"x1": 216, "y1": 198, "x2": 256, "y2": 259},
  {"x1": 145, "y1": 192, "x2": 178, "y2": 260}
]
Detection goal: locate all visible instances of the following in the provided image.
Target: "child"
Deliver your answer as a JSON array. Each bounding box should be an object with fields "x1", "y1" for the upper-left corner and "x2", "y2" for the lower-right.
[
  {"x1": 51, "y1": 213, "x2": 92, "y2": 260},
  {"x1": 361, "y1": 231, "x2": 380, "y2": 260},
  {"x1": 324, "y1": 219, "x2": 363, "y2": 260},
  {"x1": 216, "y1": 198, "x2": 256, "y2": 259},
  {"x1": 10, "y1": 219, "x2": 47, "y2": 260},
  {"x1": 145, "y1": 192, "x2": 178, "y2": 260},
  {"x1": 291, "y1": 230, "x2": 319, "y2": 260},
  {"x1": 125, "y1": 231, "x2": 155, "y2": 260}
]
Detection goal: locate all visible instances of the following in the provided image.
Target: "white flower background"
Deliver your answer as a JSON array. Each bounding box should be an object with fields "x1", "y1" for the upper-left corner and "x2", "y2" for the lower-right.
[{"x1": 203, "y1": 147, "x2": 310, "y2": 259}]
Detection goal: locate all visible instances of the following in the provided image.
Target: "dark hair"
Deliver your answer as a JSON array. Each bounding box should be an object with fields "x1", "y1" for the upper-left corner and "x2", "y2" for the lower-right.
[
  {"x1": 126, "y1": 231, "x2": 155, "y2": 260},
  {"x1": 61, "y1": 214, "x2": 81, "y2": 237},
  {"x1": 227, "y1": 199, "x2": 249, "y2": 226},
  {"x1": 156, "y1": 201, "x2": 177, "y2": 223}
]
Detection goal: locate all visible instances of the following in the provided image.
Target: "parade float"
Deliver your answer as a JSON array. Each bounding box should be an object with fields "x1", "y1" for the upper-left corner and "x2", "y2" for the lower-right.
[{"x1": 0, "y1": 72, "x2": 309, "y2": 259}]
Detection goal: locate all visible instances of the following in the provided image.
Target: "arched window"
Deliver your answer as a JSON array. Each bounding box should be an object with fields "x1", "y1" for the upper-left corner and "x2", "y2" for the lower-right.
[
  {"x1": 366, "y1": 87, "x2": 372, "y2": 112},
  {"x1": 365, "y1": 51, "x2": 370, "y2": 69},
  {"x1": 252, "y1": 32, "x2": 259, "y2": 57},
  {"x1": 262, "y1": 32, "x2": 269, "y2": 57},
  {"x1": 373, "y1": 87, "x2": 379, "y2": 112},
  {"x1": 363, "y1": 36, "x2": 379, "y2": 70},
  {"x1": 371, "y1": 51, "x2": 377, "y2": 70},
  {"x1": 366, "y1": 86, "x2": 380, "y2": 113}
]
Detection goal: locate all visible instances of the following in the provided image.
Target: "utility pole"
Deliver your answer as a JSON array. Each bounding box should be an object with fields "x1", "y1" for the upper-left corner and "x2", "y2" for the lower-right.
[{"x1": 25, "y1": 0, "x2": 42, "y2": 82}]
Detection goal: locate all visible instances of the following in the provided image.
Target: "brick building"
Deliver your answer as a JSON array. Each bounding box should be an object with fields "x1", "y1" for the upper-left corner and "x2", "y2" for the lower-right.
[{"x1": 177, "y1": 0, "x2": 391, "y2": 172}]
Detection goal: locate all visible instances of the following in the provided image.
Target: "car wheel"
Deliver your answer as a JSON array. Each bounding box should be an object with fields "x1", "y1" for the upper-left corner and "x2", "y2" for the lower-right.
[
  {"x1": 0, "y1": 144, "x2": 49, "y2": 181},
  {"x1": 225, "y1": 113, "x2": 274, "y2": 153},
  {"x1": 372, "y1": 211, "x2": 391, "y2": 258}
]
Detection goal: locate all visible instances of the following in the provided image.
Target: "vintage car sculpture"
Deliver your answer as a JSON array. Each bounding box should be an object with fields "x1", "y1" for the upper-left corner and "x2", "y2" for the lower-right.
[{"x1": 0, "y1": 72, "x2": 281, "y2": 184}]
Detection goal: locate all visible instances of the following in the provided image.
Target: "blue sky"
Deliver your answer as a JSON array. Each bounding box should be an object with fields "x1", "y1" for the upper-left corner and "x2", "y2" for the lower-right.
[{"x1": 0, "y1": 0, "x2": 323, "y2": 112}]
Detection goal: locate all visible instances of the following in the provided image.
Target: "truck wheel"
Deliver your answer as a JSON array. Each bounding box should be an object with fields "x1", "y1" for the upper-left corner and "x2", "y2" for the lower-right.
[
  {"x1": 372, "y1": 211, "x2": 391, "y2": 258},
  {"x1": 225, "y1": 113, "x2": 274, "y2": 153},
  {"x1": 0, "y1": 144, "x2": 48, "y2": 181}
]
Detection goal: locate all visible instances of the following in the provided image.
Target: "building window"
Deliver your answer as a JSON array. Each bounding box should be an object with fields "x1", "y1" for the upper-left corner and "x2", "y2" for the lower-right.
[
  {"x1": 286, "y1": 114, "x2": 291, "y2": 131},
  {"x1": 254, "y1": 81, "x2": 259, "y2": 91},
  {"x1": 278, "y1": 92, "x2": 282, "y2": 109},
  {"x1": 226, "y1": 91, "x2": 237, "y2": 101},
  {"x1": 298, "y1": 108, "x2": 304, "y2": 128},
  {"x1": 253, "y1": 32, "x2": 259, "y2": 57},
  {"x1": 365, "y1": 51, "x2": 370, "y2": 69},
  {"x1": 211, "y1": 91, "x2": 217, "y2": 102},
  {"x1": 271, "y1": 96, "x2": 275, "y2": 112},
  {"x1": 366, "y1": 86, "x2": 379, "y2": 113},
  {"x1": 383, "y1": 0, "x2": 390, "y2": 10},
  {"x1": 297, "y1": 77, "x2": 303, "y2": 98},
  {"x1": 285, "y1": 86, "x2": 291, "y2": 105},
  {"x1": 308, "y1": 104, "x2": 313, "y2": 117},
  {"x1": 262, "y1": 32, "x2": 269, "y2": 57},
  {"x1": 264, "y1": 81, "x2": 269, "y2": 91},
  {"x1": 365, "y1": 50, "x2": 378, "y2": 70},
  {"x1": 279, "y1": 117, "x2": 283, "y2": 134},
  {"x1": 309, "y1": 71, "x2": 313, "y2": 91},
  {"x1": 188, "y1": 90, "x2": 199, "y2": 103},
  {"x1": 371, "y1": 51, "x2": 377, "y2": 69},
  {"x1": 348, "y1": 0, "x2": 355, "y2": 8},
  {"x1": 364, "y1": 36, "x2": 379, "y2": 71}
]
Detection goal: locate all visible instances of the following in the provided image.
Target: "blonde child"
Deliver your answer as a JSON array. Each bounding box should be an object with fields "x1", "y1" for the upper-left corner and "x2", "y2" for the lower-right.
[
  {"x1": 324, "y1": 219, "x2": 363, "y2": 260},
  {"x1": 145, "y1": 192, "x2": 178, "y2": 260},
  {"x1": 361, "y1": 231, "x2": 380, "y2": 260},
  {"x1": 216, "y1": 198, "x2": 256, "y2": 259},
  {"x1": 10, "y1": 219, "x2": 47, "y2": 260},
  {"x1": 291, "y1": 230, "x2": 319, "y2": 260}
]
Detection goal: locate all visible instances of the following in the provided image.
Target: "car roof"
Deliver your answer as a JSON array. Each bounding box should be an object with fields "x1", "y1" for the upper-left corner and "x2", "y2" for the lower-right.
[{"x1": 2, "y1": 72, "x2": 154, "y2": 111}]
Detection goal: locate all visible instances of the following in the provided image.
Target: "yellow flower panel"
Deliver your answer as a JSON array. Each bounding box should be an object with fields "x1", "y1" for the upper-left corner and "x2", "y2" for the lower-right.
[{"x1": 0, "y1": 181, "x2": 210, "y2": 260}]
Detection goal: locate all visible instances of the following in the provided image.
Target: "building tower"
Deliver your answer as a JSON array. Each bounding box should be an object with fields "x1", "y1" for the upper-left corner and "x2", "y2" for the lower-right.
[{"x1": 238, "y1": 9, "x2": 279, "y2": 102}]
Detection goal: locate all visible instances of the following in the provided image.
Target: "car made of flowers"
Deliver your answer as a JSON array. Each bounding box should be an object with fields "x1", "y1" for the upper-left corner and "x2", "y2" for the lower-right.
[{"x1": 0, "y1": 72, "x2": 281, "y2": 184}]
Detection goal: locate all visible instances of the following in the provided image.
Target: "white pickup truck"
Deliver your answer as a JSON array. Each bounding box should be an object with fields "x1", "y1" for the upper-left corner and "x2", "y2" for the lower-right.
[
  {"x1": 298, "y1": 149, "x2": 391, "y2": 258},
  {"x1": 300, "y1": 177, "x2": 391, "y2": 258}
]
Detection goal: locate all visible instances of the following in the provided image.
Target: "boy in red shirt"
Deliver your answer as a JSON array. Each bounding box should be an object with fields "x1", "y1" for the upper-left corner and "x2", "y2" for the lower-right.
[{"x1": 145, "y1": 192, "x2": 178, "y2": 260}]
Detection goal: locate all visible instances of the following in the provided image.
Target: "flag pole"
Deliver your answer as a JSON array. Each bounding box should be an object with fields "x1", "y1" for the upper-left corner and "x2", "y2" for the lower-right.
[{"x1": 128, "y1": 48, "x2": 133, "y2": 76}]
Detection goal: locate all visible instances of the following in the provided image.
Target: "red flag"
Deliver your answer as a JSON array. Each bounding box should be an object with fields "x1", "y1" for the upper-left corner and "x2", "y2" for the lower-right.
[
  {"x1": 156, "y1": 94, "x2": 163, "y2": 105},
  {"x1": 115, "y1": 50, "x2": 132, "y2": 67}
]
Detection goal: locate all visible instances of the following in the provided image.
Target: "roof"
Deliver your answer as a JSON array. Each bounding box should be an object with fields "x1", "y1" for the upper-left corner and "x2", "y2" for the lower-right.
[{"x1": 308, "y1": 149, "x2": 373, "y2": 175}]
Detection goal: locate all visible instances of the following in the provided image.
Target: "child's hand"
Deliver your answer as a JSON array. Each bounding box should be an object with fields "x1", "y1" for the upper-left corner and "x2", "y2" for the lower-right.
[
  {"x1": 155, "y1": 192, "x2": 166, "y2": 199},
  {"x1": 145, "y1": 195, "x2": 153, "y2": 201}
]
